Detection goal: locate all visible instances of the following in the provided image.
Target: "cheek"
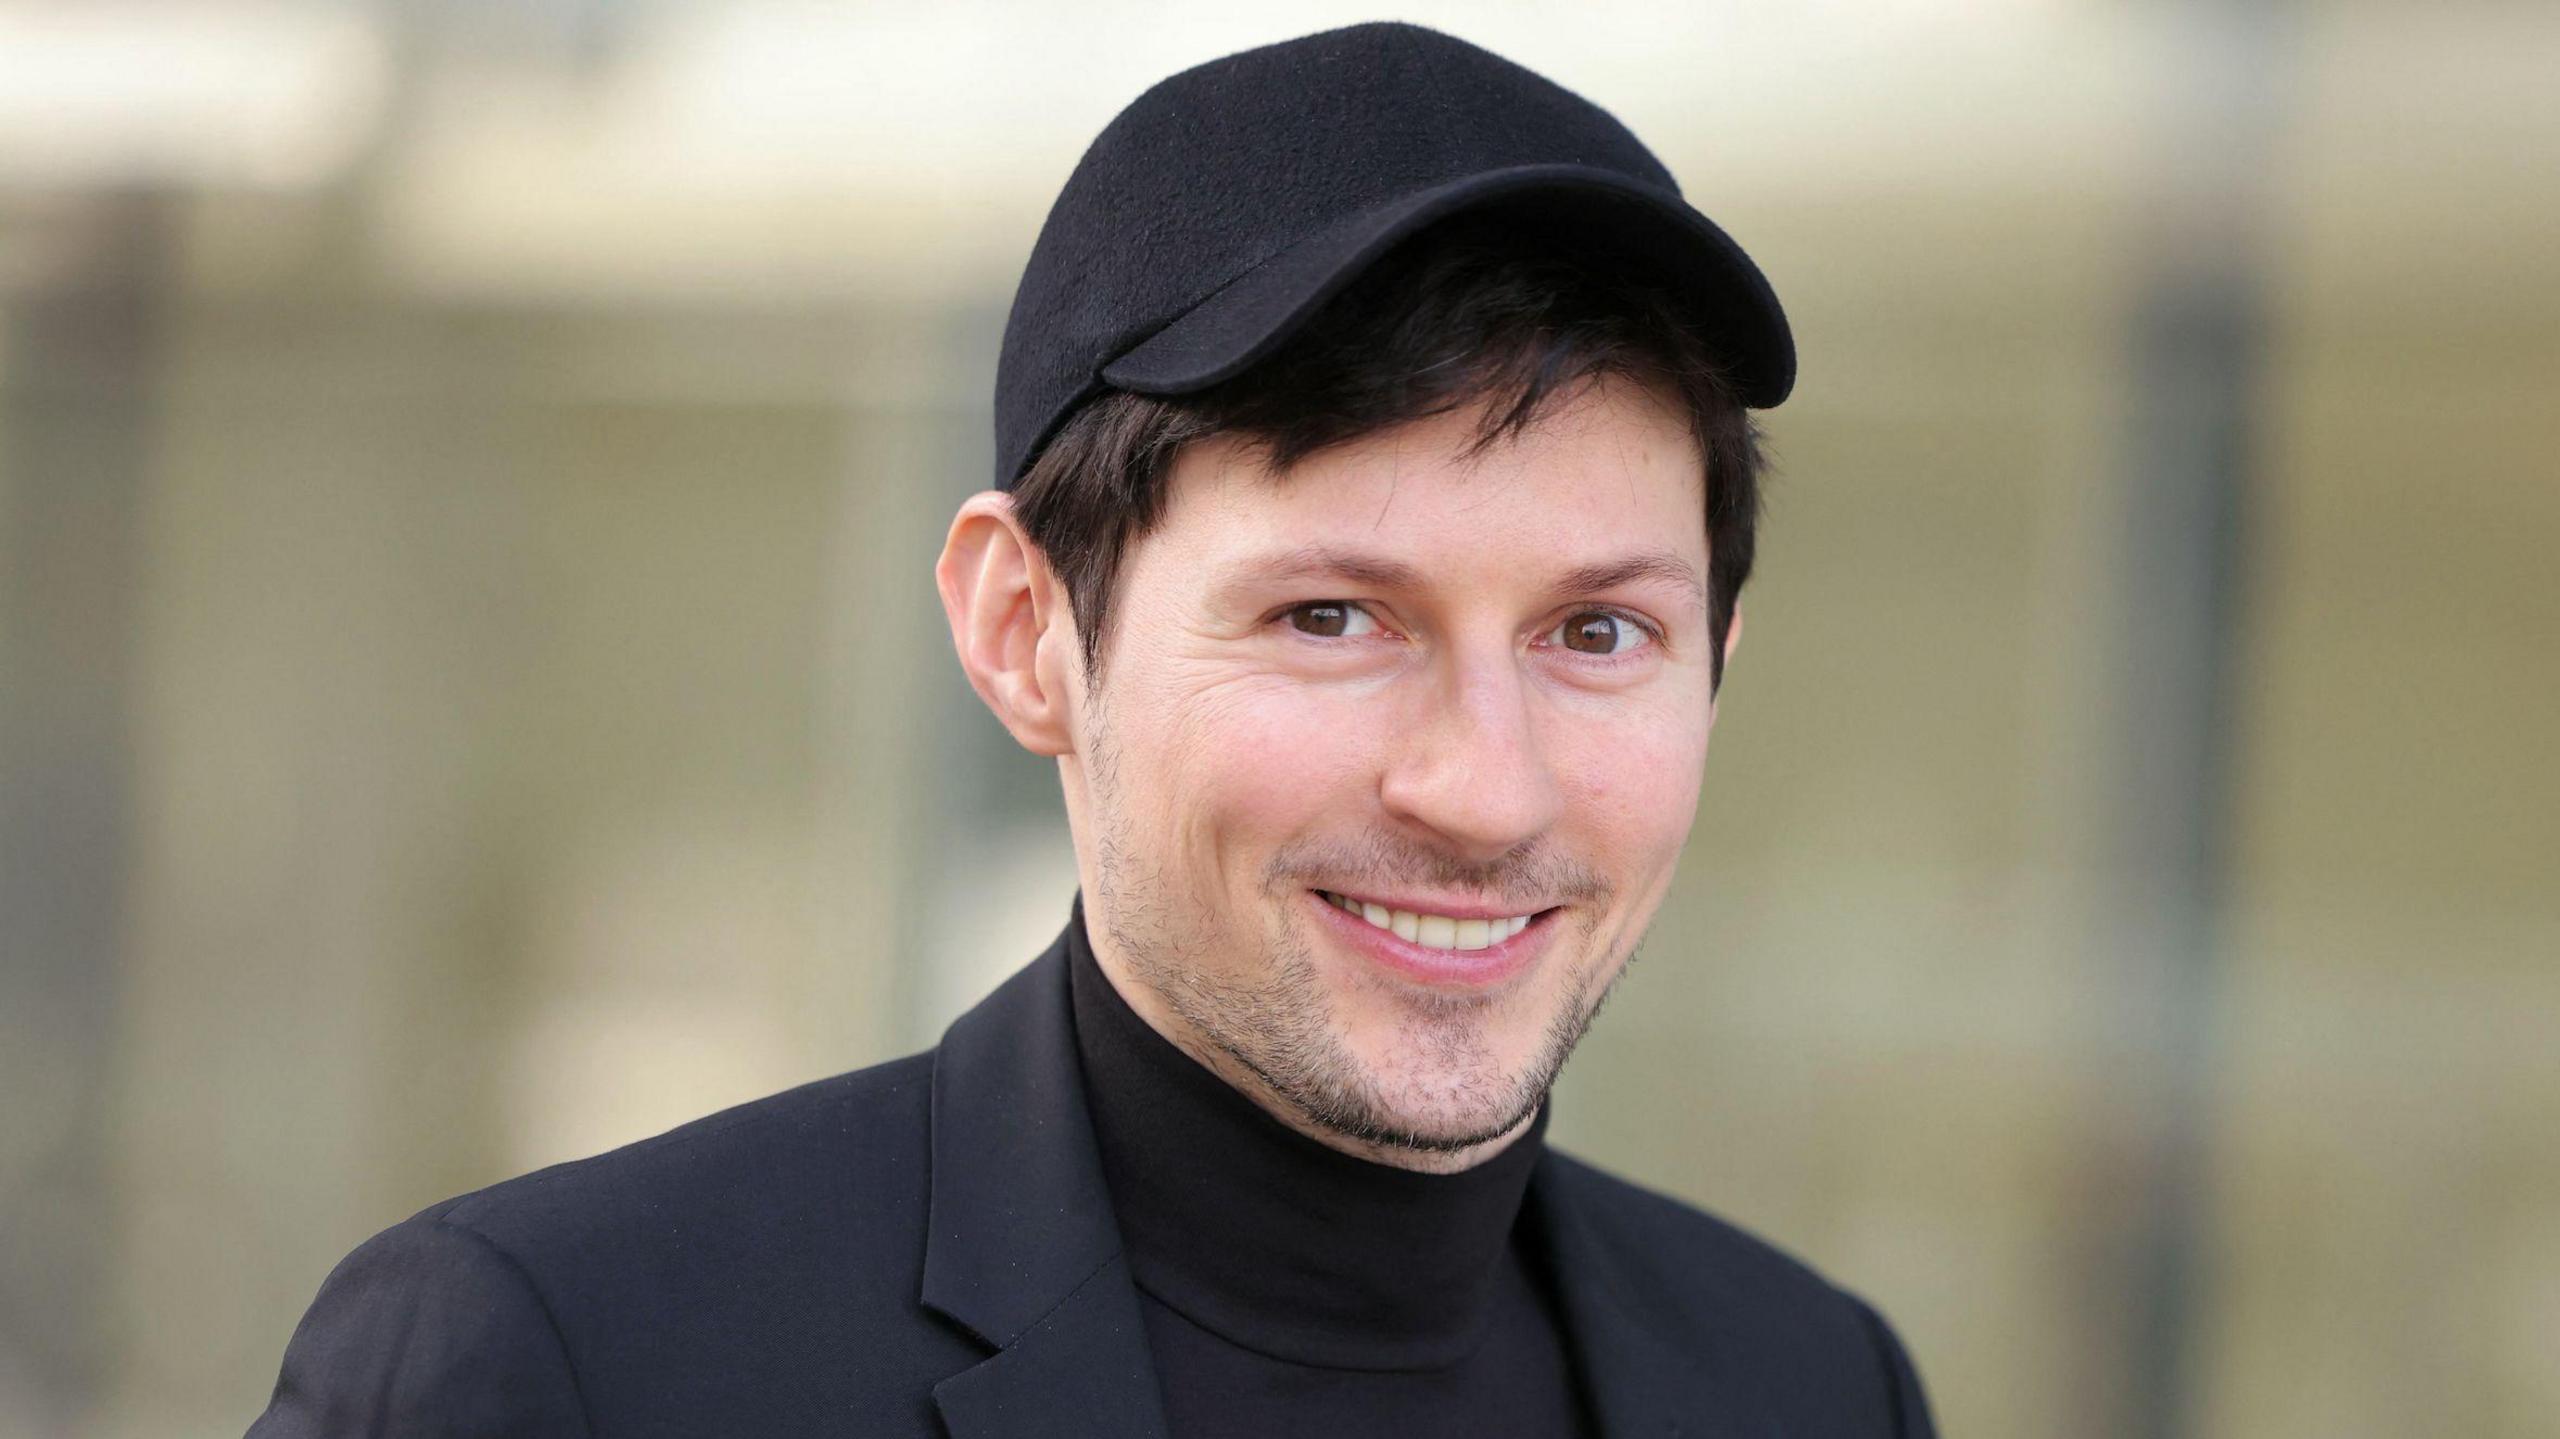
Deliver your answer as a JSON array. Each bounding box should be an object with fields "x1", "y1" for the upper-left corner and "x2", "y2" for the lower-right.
[
  {"x1": 1552, "y1": 698, "x2": 1709, "y2": 856},
  {"x1": 1150, "y1": 676, "x2": 1384, "y2": 867}
]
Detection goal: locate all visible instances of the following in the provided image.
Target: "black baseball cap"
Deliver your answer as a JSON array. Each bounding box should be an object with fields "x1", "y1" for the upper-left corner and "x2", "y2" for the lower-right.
[{"x1": 993, "y1": 20, "x2": 1795, "y2": 490}]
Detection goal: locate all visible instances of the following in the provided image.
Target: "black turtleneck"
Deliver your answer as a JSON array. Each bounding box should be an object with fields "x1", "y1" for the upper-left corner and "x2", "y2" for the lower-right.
[{"x1": 1066, "y1": 901, "x2": 1595, "y2": 1438}]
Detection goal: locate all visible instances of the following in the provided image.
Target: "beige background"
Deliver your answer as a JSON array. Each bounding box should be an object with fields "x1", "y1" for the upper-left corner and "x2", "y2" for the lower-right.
[{"x1": 2, "y1": 4, "x2": 2555, "y2": 1436}]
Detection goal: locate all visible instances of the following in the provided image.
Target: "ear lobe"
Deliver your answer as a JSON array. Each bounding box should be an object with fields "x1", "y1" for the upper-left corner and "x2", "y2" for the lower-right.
[
  {"x1": 1709, "y1": 604, "x2": 1743, "y2": 710},
  {"x1": 935, "y1": 492, "x2": 1078, "y2": 757}
]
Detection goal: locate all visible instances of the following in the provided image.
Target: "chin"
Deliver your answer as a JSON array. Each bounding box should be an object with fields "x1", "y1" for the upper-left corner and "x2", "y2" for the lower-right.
[
  {"x1": 1321, "y1": 1026, "x2": 1557, "y2": 1148},
  {"x1": 1339, "y1": 1084, "x2": 1546, "y2": 1154}
]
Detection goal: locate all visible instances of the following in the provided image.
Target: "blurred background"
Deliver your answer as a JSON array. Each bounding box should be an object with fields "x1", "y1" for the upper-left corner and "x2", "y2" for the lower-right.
[{"x1": 3, "y1": 1, "x2": 2555, "y2": 1435}]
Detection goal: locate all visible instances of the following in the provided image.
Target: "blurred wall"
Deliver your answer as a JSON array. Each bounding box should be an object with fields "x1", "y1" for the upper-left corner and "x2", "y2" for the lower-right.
[{"x1": 1, "y1": 4, "x2": 2554, "y2": 1437}]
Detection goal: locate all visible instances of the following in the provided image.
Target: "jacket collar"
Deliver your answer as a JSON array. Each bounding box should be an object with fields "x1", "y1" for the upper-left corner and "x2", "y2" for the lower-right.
[
  {"x1": 919, "y1": 907, "x2": 1778, "y2": 1439},
  {"x1": 1526, "y1": 1156, "x2": 1785, "y2": 1439},
  {"x1": 921, "y1": 919, "x2": 1171, "y2": 1439},
  {"x1": 921, "y1": 920, "x2": 1120, "y2": 1349}
]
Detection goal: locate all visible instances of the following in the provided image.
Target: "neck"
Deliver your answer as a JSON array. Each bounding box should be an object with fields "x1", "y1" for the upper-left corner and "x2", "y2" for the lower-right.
[{"x1": 1065, "y1": 906, "x2": 1553, "y2": 1369}]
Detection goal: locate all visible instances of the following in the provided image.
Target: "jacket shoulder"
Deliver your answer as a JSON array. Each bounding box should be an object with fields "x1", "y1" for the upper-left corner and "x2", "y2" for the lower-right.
[
  {"x1": 1541, "y1": 1148, "x2": 1937, "y2": 1437},
  {"x1": 252, "y1": 1051, "x2": 965, "y2": 1437},
  {"x1": 248, "y1": 1211, "x2": 591, "y2": 1437},
  {"x1": 427, "y1": 1050, "x2": 937, "y2": 1259}
]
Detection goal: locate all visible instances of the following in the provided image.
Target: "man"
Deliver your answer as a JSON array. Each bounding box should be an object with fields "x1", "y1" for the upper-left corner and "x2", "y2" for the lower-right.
[{"x1": 249, "y1": 21, "x2": 1935, "y2": 1438}]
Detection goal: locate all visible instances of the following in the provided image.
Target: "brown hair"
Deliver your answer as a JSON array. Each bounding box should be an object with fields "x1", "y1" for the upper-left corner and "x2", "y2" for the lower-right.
[{"x1": 1008, "y1": 207, "x2": 1768, "y2": 691}]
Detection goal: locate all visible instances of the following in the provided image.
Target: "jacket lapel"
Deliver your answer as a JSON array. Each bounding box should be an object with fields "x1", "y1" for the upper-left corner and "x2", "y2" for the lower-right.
[
  {"x1": 920, "y1": 917, "x2": 1171, "y2": 1439},
  {"x1": 1525, "y1": 1154, "x2": 1787, "y2": 1439}
]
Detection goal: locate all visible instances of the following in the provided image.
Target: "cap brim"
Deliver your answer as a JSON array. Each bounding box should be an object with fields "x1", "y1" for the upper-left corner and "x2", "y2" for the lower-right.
[{"x1": 1098, "y1": 163, "x2": 1794, "y2": 409}]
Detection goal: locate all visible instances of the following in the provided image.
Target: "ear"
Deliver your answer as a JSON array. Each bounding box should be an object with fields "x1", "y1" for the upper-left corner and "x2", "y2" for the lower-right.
[
  {"x1": 1710, "y1": 603, "x2": 1744, "y2": 709},
  {"x1": 935, "y1": 491, "x2": 1080, "y2": 757}
]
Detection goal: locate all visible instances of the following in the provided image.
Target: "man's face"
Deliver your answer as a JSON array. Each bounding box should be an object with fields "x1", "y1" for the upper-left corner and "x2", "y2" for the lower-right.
[{"x1": 1062, "y1": 374, "x2": 1722, "y2": 1163}]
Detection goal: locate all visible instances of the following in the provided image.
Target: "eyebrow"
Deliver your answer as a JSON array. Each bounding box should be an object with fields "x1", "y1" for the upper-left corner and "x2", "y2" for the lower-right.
[{"x1": 1215, "y1": 544, "x2": 1706, "y2": 610}]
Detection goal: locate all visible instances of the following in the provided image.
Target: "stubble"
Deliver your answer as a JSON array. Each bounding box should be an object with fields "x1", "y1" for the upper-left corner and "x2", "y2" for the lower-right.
[{"x1": 1081, "y1": 692, "x2": 1635, "y2": 1158}]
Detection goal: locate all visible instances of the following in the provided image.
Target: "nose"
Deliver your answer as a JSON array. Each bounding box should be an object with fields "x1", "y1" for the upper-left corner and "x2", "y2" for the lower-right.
[{"x1": 1376, "y1": 640, "x2": 1564, "y2": 863}]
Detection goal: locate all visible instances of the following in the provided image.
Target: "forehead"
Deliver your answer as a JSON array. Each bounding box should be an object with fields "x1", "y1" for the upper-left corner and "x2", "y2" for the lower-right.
[{"x1": 1148, "y1": 377, "x2": 1709, "y2": 576}]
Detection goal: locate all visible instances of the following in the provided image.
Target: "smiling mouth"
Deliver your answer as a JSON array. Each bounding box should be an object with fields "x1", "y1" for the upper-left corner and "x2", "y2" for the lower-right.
[{"x1": 1315, "y1": 890, "x2": 1545, "y2": 951}]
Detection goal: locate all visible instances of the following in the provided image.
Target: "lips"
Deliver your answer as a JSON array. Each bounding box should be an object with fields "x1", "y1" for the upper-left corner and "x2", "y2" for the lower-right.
[
  {"x1": 1316, "y1": 890, "x2": 1536, "y2": 950},
  {"x1": 1307, "y1": 889, "x2": 1550, "y2": 988}
]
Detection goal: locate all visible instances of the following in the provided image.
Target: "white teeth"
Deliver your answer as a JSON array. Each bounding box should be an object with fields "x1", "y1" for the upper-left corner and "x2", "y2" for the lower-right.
[{"x1": 1321, "y1": 893, "x2": 1538, "y2": 950}]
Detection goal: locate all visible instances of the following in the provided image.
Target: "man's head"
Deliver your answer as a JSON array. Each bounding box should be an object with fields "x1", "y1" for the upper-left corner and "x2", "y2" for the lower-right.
[
  {"x1": 939, "y1": 214, "x2": 1766, "y2": 1170},
  {"x1": 943, "y1": 22, "x2": 1788, "y2": 1170}
]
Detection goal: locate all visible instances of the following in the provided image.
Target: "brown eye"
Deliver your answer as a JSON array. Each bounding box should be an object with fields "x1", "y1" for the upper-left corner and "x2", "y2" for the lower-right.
[
  {"x1": 1547, "y1": 610, "x2": 1651, "y2": 657},
  {"x1": 1562, "y1": 612, "x2": 1624, "y2": 654},
  {"x1": 1286, "y1": 602, "x2": 1377, "y2": 638}
]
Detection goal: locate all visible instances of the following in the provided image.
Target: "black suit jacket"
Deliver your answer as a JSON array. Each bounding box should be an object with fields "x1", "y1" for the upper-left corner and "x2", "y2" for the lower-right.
[{"x1": 248, "y1": 922, "x2": 1936, "y2": 1437}]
